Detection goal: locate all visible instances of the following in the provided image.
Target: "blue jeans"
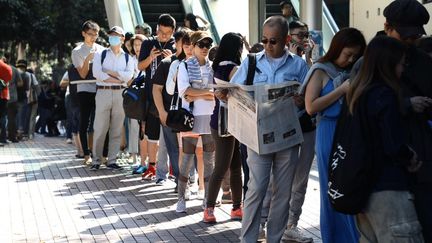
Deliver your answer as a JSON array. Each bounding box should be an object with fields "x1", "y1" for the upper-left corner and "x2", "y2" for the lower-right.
[
  {"x1": 356, "y1": 190, "x2": 424, "y2": 243},
  {"x1": 241, "y1": 145, "x2": 300, "y2": 243},
  {"x1": 156, "y1": 126, "x2": 179, "y2": 183}
]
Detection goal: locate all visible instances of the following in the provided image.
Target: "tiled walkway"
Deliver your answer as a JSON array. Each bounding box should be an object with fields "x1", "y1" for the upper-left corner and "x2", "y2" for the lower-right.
[{"x1": 0, "y1": 134, "x2": 321, "y2": 243}]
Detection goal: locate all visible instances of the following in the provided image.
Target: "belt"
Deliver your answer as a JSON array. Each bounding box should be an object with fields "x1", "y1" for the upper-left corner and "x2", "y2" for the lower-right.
[{"x1": 96, "y1": 85, "x2": 123, "y2": 90}]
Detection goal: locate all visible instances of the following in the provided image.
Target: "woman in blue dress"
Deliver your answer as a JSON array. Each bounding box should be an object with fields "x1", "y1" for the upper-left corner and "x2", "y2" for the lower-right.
[{"x1": 304, "y1": 28, "x2": 366, "y2": 243}]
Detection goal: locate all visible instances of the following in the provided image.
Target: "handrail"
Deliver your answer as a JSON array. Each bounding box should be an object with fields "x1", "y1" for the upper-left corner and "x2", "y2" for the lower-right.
[
  {"x1": 131, "y1": 0, "x2": 144, "y2": 25},
  {"x1": 199, "y1": 0, "x2": 220, "y2": 43},
  {"x1": 323, "y1": 1, "x2": 339, "y2": 35}
]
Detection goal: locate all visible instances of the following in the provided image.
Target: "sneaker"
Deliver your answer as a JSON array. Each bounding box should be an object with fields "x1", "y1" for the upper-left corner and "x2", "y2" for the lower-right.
[
  {"x1": 176, "y1": 198, "x2": 186, "y2": 213},
  {"x1": 155, "y1": 179, "x2": 166, "y2": 185},
  {"x1": 90, "y1": 164, "x2": 100, "y2": 171},
  {"x1": 230, "y1": 207, "x2": 243, "y2": 220},
  {"x1": 258, "y1": 223, "x2": 266, "y2": 240},
  {"x1": 66, "y1": 138, "x2": 73, "y2": 144},
  {"x1": 282, "y1": 226, "x2": 313, "y2": 243},
  {"x1": 142, "y1": 165, "x2": 156, "y2": 180},
  {"x1": 221, "y1": 191, "x2": 233, "y2": 204},
  {"x1": 203, "y1": 207, "x2": 216, "y2": 223},
  {"x1": 132, "y1": 165, "x2": 147, "y2": 174},
  {"x1": 107, "y1": 163, "x2": 124, "y2": 171}
]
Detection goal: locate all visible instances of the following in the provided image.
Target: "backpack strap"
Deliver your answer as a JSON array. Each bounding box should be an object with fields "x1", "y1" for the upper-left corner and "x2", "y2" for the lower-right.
[
  {"x1": 101, "y1": 48, "x2": 129, "y2": 65},
  {"x1": 245, "y1": 53, "x2": 256, "y2": 85},
  {"x1": 101, "y1": 49, "x2": 108, "y2": 65}
]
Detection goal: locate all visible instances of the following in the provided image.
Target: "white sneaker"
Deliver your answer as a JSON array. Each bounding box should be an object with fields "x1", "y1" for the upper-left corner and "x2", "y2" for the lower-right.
[
  {"x1": 258, "y1": 223, "x2": 266, "y2": 240},
  {"x1": 197, "y1": 189, "x2": 205, "y2": 200},
  {"x1": 281, "y1": 226, "x2": 313, "y2": 243},
  {"x1": 176, "y1": 198, "x2": 186, "y2": 213},
  {"x1": 66, "y1": 138, "x2": 72, "y2": 144}
]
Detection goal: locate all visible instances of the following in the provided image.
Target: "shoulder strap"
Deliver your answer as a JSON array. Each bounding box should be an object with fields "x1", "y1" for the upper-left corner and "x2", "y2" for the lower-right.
[
  {"x1": 101, "y1": 49, "x2": 108, "y2": 65},
  {"x1": 101, "y1": 49, "x2": 129, "y2": 66},
  {"x1": 246, "y1": 53, "x2": 256, "y2": 85}
]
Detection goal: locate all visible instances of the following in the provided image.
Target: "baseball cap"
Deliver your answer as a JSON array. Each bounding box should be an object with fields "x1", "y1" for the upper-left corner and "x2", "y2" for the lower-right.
[
  {"x1": 108, "y1": 26, "x2": 125, "y2": 36},
  {"x1": 190, "y1": 31, "x2": 213, "y2": 45},
  {"x1": 383, "y1": 0, "x2": 429, "y2": 39},
  {"x1": 16, "y1": 59, "x2": 27, "y2": 68}
]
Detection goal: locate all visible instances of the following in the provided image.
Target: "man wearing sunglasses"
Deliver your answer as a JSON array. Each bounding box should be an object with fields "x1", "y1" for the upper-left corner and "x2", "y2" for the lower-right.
[
  {"x1": 230, "y1": 15, "x2": 309, "y2": 243},
  {"x1": 288, "y1": 20, "x2": 314, "y2": 67}
]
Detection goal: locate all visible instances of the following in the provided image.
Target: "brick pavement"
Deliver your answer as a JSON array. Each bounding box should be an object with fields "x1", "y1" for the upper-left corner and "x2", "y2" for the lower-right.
[{"x1": 0, "y1": 134, "x2": 321, "y2": 243}]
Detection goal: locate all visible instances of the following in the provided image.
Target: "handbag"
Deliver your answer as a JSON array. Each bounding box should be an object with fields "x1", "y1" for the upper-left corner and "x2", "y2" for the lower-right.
[
  {"x1": 122, "y1": 72, "x2": 148, "y2": 121},
  {"x1": 166, "y1": 75, "x2": 194, "y2": 132},
  {"x1": 27, "y1": 74, "x2": 40, "y2": 104}
]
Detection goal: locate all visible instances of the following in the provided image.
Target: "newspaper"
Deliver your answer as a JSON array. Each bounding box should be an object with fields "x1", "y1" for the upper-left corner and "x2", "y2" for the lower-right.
[{"x1": 213, "y1": 78, "x2": 304, "y2": 155}]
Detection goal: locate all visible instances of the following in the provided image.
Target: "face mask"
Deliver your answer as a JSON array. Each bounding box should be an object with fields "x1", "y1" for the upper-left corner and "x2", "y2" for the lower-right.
[{"x1": 108, "y1": 36, "x2": 121, "y2": 46}]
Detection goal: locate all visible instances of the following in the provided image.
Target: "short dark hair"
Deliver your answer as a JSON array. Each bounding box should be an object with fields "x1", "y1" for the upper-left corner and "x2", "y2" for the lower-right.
[
  {"x1": 289, "y1": 20, "x2": 308, "y2": 32},
  {"x1": 280, "y1": 1, "x2": 293, "y2": 9},
  {"x1": 82, "y1": 20, "x2": 100, "y2": 32},
  {"x1": 263, "y1": 16, "x2": 289, "y2": 38},
  {"x1": 158, "y1": 14, "x2": 176, "y2": 29}
]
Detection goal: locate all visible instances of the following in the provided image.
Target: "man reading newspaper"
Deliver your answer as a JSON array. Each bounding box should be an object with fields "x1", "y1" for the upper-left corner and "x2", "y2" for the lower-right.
[{"x1": 228, "y1": 16, "x2": 309, "y2": 242}]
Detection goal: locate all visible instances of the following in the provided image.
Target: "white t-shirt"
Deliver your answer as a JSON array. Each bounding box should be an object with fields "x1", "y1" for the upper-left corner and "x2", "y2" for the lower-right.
[
  {"x1": 177, "y1": 62, "x2": 214, "y2": 116},
  {"x1": 71, "y1": 42, "x2": 104, "y2": 93}
]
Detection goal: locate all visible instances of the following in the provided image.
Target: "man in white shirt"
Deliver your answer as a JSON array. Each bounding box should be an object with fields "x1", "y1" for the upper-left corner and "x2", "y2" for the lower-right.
[{"x1": 91, "y1": 26, "x2": 135, "y2": 170}]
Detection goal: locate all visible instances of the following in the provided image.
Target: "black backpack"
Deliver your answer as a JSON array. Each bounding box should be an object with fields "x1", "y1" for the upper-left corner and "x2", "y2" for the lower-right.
[
  {"x1": 122, "y1": 72, "x2": 147, "y2": 121},
  {"x1": 327, "y1": 96, "x2": 377, "y2": 215}
]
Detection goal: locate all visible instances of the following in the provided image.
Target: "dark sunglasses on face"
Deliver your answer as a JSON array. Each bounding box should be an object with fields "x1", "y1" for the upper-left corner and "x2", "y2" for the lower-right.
[
  {"x1": 291, "y1": 32, "x2": 310, "y2": 39},
  {"x1": 261, "y1": 38, "x2": 278, "y2": 45},
  {"x1": 196, "y1": 41, "x2": 212, "y2": 49}
]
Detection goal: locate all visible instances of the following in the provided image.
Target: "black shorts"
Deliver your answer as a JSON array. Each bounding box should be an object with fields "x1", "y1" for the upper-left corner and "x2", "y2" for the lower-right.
[{"x1": 144, "y1": 113, "x2": 160, "y2": 142}]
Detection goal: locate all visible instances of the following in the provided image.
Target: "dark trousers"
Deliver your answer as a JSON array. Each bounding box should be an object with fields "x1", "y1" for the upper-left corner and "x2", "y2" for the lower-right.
[
  {"x1": 7, "y1": 102, "x2": 18, "y2": 140},
  {"x1": 78, "y1": 92, "x2": 96, "y2": 156},
  {"x1": 0, "y1": 99, "x2": 7, "y2": 142},
  {"x1": 414, "y1": 182, "x2": 432, "y2": 243},
  {"x1": 207, "y1": 128, "x2": 243, "y2": 208}
]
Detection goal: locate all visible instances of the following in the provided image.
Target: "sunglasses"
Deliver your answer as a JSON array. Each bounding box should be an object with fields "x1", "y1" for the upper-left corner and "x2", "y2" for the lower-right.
[
  {"x1": 261, "y1": 38, "x2": 278, "y2": 45},
  {"x1": 197, "y1": 41, "x2": 212, "y2": 49},
  {"x1": 291, "y1": 32, "x2": 310, "y2": 39}
]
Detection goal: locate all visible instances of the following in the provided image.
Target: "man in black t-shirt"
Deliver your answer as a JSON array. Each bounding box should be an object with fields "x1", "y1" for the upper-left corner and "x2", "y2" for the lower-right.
[
  {"x1": 138, "y1": 14, "x2": 176, "y2": 180},
  {"x1": 152, "y1": 28, "x2": 191, "y2": 186}
]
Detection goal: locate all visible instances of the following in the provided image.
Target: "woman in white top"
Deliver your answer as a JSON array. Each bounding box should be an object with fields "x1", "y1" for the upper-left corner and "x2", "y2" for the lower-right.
[{"x1": 176, "y1": 31, "x2": 215, "y2": 213}]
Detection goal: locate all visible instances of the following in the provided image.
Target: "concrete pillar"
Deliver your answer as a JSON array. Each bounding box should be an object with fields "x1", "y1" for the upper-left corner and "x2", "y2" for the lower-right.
[
  {"x1": 249, "y1": 0, "x2": 266, "y2": 45},
  {"x1": 300, "y1": 0, "x2": 322, "y2": 31}
]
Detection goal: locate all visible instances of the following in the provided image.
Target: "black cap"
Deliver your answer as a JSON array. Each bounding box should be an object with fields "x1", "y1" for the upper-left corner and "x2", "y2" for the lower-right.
[
  {"x1": 16, "y1": 59, "x2": 27, "y2": 68},
  {"x1": 383, "y1": 0, "x2": 429, "y2": 39}
]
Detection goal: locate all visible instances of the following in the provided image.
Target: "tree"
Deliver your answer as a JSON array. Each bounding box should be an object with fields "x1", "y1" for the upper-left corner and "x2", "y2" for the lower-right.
[{"x1": 0, "y1": 0, "x2": 108, "y2": 66}]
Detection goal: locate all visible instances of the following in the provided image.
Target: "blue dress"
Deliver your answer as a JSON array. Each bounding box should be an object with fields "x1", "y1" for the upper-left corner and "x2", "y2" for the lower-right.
[{"x1": 316, "y1": 79, "x2": 359, "y2": 243}]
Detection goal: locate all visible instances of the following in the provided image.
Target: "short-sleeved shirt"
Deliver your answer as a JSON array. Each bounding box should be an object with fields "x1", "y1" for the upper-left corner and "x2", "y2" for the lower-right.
[
  {"x1": 152, "y1": 55, "x2": 178, "y2": 111},
  {"x1": 230, "y1": 49, "x2": 309, "y2": 86},
  {"x1": 71, "y1": 42, "x2": 104, "y2": 93},
  {"x1": 138, "y1": 37, "x2": 175, "y2": 95}
]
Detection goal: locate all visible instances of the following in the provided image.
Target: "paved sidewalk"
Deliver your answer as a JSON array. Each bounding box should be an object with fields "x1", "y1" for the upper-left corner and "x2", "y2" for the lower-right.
[{"x1": 0, "y1": 134, "x2": 321, "y2": 243}]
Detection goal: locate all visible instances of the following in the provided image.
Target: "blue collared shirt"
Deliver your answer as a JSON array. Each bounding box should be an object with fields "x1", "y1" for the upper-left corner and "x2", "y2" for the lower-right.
[{"x1": 231, "y1": 49, "x2": 309, "y2": 85}]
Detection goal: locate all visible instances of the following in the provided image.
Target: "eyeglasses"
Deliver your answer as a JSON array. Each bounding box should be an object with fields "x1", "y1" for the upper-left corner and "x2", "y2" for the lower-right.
[
  {"x1": 196, "y1": 41, "x2": 212, "y2": 49},
  {"x1": 291, "y1": 32, "x2": 309, "y2": 39},
  {"x1": 261, "y1": 38, "x2": 278, "y2": 45},
  {"x1": 85, "y1": 32, "x2": 99, "y2": 37}
]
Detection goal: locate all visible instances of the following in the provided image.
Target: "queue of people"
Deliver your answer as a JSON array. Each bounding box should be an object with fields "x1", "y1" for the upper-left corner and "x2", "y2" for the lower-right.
[{"x1": 1, "y1": 0, "x2": 431, "y2": 243}]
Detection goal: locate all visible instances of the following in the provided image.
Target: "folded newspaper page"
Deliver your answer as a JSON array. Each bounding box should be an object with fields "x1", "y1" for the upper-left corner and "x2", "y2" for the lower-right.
[{"x1": 214, "y1": 78, "x2": 304, "y2": 155}]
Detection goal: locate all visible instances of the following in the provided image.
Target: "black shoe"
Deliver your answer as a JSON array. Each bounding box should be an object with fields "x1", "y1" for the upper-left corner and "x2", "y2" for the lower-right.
[
  {"x1": 106, "y1": 163, "x2": 123, "y2": 171},
  {"x1": 90, "y1": 164, "x2": 100, "y2": 171}
]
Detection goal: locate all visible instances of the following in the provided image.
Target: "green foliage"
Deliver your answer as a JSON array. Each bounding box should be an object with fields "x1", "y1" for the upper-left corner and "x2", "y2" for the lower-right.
[{"x1": 0, "y1": 0, "x2": 108, "y2": 66}]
